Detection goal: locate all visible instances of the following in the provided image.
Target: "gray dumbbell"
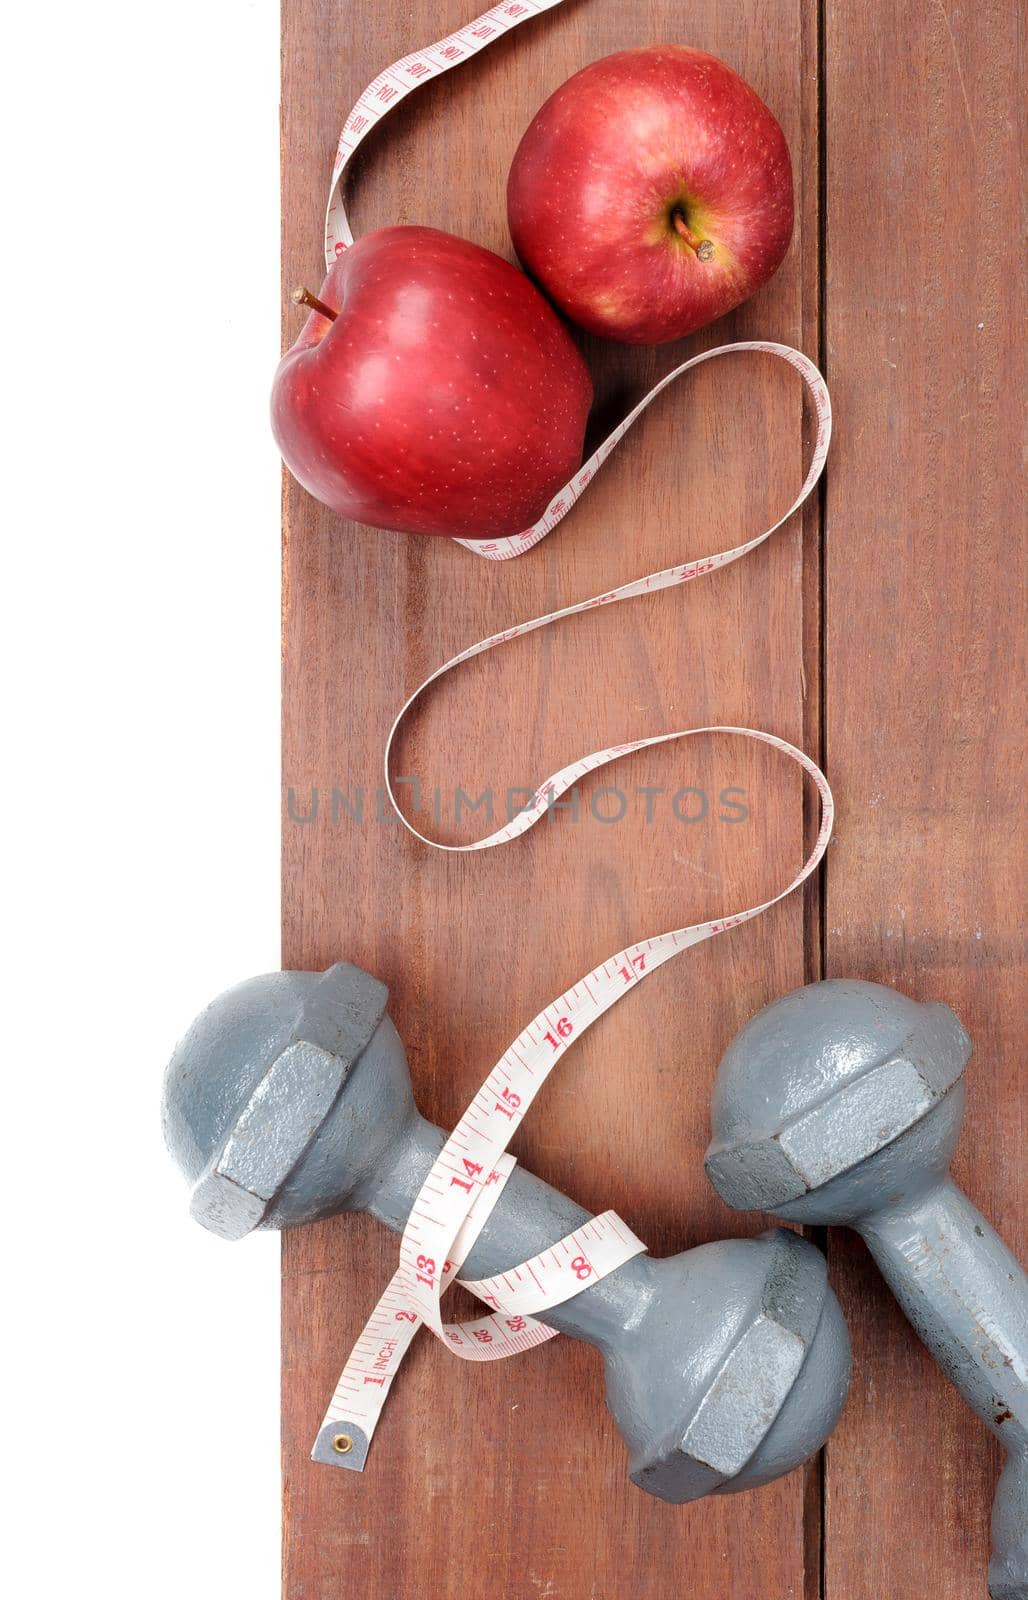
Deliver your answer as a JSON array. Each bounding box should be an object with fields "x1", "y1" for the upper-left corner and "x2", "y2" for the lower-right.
[
  {"x1": 705, "y1": 978, "x2": 1028, "y2": 1600},
  {"x1": 162, "y1": 961, "x2": 851, "y2": 1503}
]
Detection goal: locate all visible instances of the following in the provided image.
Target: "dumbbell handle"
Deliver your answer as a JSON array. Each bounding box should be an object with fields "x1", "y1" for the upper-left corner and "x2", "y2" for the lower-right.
[
  {"x1": 349, "y1": 1104, "x2": 660, "y2": 1348},
  {"x1": 857, "y1": 1177, "x2": 1027, "y2": 1600},
  {"x1": 857, "y1": 1176, "x2": 1026, "y2": 1446}
]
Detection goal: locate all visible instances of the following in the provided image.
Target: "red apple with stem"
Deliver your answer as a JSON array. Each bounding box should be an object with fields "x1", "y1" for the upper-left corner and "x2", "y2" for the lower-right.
[
  {"x1": 271, "y1": 225, "x2": 593, "y2": 539},
  {"x1": 507, "y1": 47, "x2": 794, "y2": 344}
]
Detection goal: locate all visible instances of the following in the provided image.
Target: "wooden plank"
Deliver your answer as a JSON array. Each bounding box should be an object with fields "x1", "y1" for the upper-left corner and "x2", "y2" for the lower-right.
[
  {"x1": 822, "y1": 1, "x2": 1024, "y2": 1595},
  {"x1": 281, "y1": 2, "x2": 822, "y2": 1595}
]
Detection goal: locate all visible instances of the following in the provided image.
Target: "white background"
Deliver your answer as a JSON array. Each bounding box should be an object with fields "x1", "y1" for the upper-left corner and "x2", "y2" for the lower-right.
[{"x1": 4, "y1": 3, "x2": 283, "y2": 1594}]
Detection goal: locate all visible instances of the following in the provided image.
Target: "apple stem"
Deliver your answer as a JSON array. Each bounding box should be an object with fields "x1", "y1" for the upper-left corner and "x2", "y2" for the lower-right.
[
  {"x1": 291, "y1": 286, "x2": 338, "y2": 321},
  {"x1": 672, "y1": 213, "x2": 715, "y2": 263}
]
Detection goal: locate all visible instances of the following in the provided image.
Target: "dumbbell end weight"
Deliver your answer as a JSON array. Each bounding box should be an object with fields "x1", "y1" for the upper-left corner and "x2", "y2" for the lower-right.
[
  {"x1": 162, "y1": 966, "x2": 394, "y2": 1239},
  {"x1": 163, "y1": 963, "x2": 850, "y2": 1504},
  {"x1": 621, "y1": 1226, "x2": 850, "y2": 1502}
]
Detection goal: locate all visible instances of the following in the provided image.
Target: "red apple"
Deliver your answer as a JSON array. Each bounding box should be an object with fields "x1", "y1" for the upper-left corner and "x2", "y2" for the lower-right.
[
  {"x1": 271, "y1": 225, "x2": 593, "y2": 538},
  {"x1": 507, "y1": 48, "x2": 793, "y2": 344}
]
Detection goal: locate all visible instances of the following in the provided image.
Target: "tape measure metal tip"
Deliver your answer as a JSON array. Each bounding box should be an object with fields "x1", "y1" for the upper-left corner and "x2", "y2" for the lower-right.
[{"x1": 311, "y1": 1422, "x2": 370, "y2": 1472}]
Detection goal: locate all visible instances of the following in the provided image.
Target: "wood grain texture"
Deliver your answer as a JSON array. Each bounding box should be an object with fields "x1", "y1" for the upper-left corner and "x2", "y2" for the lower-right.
[
  {"x1": 821, "y1": 1, "x2": 1025, "y2": 1596},
  {"x1": 281, "y1": 1, "x2": 822, "y2": 1596}
]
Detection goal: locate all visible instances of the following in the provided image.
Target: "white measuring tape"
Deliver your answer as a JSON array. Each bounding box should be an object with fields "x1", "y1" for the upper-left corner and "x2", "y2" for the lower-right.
[{"x1": 312, "y1": 0, "x2": 833, "y2": 1467}]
